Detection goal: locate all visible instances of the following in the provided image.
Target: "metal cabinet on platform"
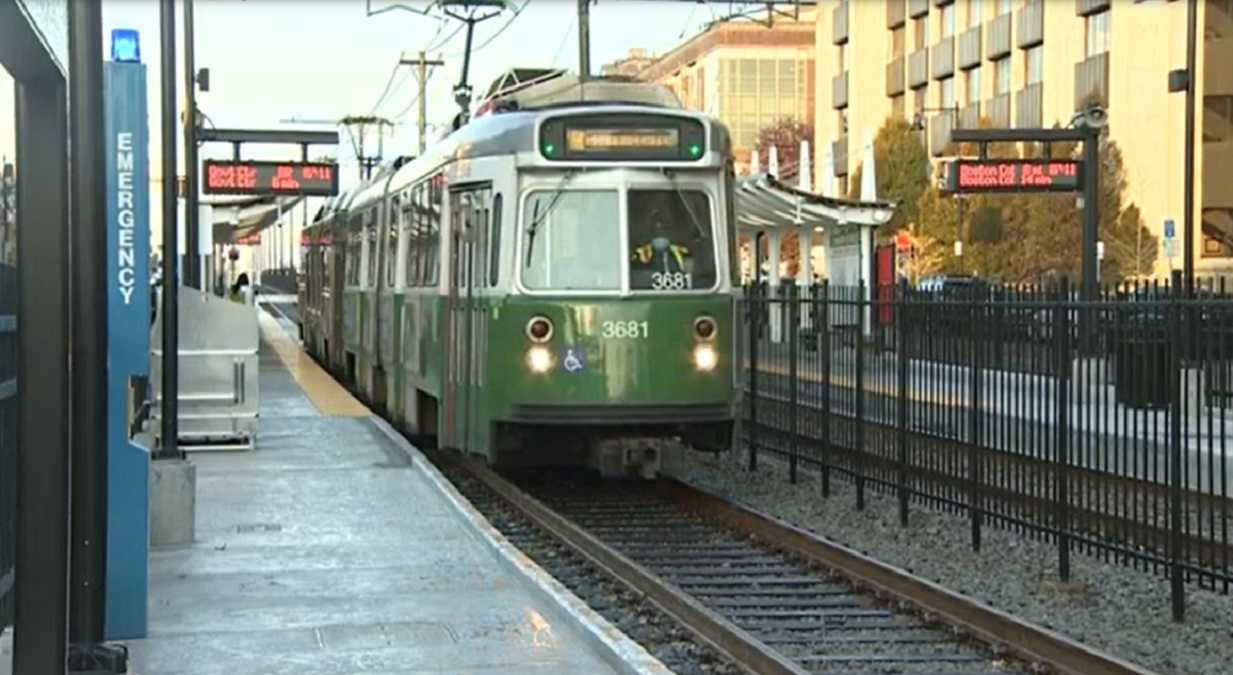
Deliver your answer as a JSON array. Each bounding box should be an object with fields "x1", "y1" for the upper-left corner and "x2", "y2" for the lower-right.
[{"x1": 150, "y1": 286, "x2": 259, "y2": 451}]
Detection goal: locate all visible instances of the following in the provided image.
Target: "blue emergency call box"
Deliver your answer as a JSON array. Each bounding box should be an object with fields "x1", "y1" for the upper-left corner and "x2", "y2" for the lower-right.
[{"x1": 103, "y1": 38, "x2": 152, "y2": 640}]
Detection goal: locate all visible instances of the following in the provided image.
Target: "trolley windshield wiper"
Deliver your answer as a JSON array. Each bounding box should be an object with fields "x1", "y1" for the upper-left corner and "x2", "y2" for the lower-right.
[
  {"x1": 524, "y1": 170, "x2": 577, "y2": 267},
  {"x1": 662, "y1": 169, "x2": 707, "y2": 239}
]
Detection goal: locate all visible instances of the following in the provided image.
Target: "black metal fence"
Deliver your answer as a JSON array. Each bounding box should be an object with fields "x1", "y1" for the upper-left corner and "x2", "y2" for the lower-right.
[{"x1": 741, "y1": 280, "x2": 1233, "y2": 621}]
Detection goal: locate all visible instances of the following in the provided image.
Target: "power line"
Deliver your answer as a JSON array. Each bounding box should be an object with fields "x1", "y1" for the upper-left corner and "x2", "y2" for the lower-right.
[
  {"x1": 550, "y1": 11, "x2": 576, "y2": 68},
  {"x1": 442, "y1": 0, "x2": 528, "y2": 58}
]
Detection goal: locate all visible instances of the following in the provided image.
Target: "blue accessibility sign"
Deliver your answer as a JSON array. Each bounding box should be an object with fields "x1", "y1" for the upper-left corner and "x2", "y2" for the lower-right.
[
  {"x1": 1164, "y1": 218, "x2": 1175, "y2": 239},
  {"x1": 559, "y1": 345, "x2": 586, "y2": 373}
]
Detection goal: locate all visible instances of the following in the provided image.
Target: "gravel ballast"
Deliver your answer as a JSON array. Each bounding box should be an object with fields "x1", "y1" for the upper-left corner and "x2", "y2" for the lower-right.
[{"x1": 675, "y1": 448, "x2": 1233, "y2": 675}]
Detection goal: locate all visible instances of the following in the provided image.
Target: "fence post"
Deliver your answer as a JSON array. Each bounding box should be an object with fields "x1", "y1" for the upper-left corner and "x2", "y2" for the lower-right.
[
  {"x1": 968, "y1": 286, "x2": 985, "y2": 552},
  {"x1": 819, "y1": 281, "x2": 832, "y2": 497},
  {"x1": 896, "y1": 280, "x2": 910, "y2": 527},
  {"x1": 788, "y1": 283, "x2": 800, "y2": 484},
  {"x1": 1054, "y1": 277, "x2": 1073, "y2": 582},
  {"x1": 747, "y1": 281, "x2": 760, "y2": 474},
  {"x1": 855, "y1": 280, "x2": 867, "y2": 511},
  {"x1": 1168, "y1": 269, "x2": 1186, "y2": 621}
]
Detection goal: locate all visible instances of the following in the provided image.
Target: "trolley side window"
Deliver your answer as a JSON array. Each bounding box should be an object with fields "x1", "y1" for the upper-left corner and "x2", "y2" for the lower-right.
[
  {"x1": 489, "y1": 194, "x2": 502, "y2": 287},
  {"x1": 627, "y1": 189, "x2": 717, "y2": 292}
]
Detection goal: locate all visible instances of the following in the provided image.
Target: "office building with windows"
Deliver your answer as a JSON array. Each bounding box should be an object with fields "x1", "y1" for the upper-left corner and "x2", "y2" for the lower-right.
[
  {"x1": 816, "y1": 0, "x2": 1232, "y2": 278},
  {"x1": 636, "y1": 12, "x2": 818, "y2": 174}
]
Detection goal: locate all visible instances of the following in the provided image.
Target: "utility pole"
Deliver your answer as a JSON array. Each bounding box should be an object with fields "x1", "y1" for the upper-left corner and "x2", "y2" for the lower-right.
[
  {"x1": 577, "y1": 0, "x2": 591, "y2": 83},
  {"x1": 340, "y1": 115, "x2": 395, "y2": 181},
  {"x1": 400, "y1": 51, "x2": 445, "y2": 154}
]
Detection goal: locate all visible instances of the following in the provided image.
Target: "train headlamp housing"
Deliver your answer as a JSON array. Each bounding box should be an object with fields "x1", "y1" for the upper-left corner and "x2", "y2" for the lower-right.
[
  {"x1": 526, "y1": 346, "x2": 553, "y2": 373},
  {"x1": 526, "y1": 316, "x2": 554, "y2": 343},
  {"x1": 693, "y1": 344, "x2": 717, "y2": 371},
  {"x1": 693, "y1": 316, "x2": 717, "y2": 341}
]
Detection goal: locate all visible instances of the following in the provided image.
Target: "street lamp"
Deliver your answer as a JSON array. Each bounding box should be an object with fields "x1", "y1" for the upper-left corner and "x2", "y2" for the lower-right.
[{"x1": 1167, "y1": 0, "x2": 1199, "y2": 294}]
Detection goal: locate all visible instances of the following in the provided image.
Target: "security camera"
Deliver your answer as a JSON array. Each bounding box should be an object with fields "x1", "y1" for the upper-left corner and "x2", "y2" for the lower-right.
[{"x1": 1080, "y1": 102, "x2": 1108, "y2": 130}]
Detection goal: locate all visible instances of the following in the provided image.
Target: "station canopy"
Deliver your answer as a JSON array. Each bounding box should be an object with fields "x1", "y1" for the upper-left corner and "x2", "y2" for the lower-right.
[
  {"x1": 735, "y1": 172, "x2": 895, "y2": 233},
  {"x1": 210, "y1": 194, "x2": 304, "y2": 245}
]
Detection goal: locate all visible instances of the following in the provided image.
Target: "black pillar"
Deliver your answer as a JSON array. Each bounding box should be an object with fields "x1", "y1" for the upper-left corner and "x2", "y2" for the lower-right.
[
  {"x1": 183, "y1": 0, "x2": 201, "y2": 289},
  {"x1": 12, "y1": 77, "x2": 71, "y2": 675},
  {"x1": 157, "y1": 0, "x2": 183, "y2": 462},
  {"x1": 1079, "y1": 126, "x2": 1100, "y2": 356},
  {"x1": 67, "y1": 0, "x2": 109, "y2": 647}
]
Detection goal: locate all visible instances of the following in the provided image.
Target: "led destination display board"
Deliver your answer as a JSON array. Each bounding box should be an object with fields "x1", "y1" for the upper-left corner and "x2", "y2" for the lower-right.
[
  {"x1": 540, "y1": 113, "x2": 707, "y2": 162},
  {"x1": 940, "y1": 159, "x2": 1082, "y2": 194},
  {"x1": 203, "y1": 160, "x2": 340, "y2": 197}
]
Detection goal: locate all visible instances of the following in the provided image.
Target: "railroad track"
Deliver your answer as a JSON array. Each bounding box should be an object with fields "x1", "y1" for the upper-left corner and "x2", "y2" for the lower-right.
[{"x1": 433, "y1": 451, "x2": 1155, "y2": 675}]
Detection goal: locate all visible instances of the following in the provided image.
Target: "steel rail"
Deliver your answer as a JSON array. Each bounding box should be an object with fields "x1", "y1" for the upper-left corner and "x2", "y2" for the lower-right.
[
  {"x1": 670, "y1": 481, "x2": 1161, "y2": 675},
  {"x1": 459, "y1": 459, "x2": 811, "y2": 675}
]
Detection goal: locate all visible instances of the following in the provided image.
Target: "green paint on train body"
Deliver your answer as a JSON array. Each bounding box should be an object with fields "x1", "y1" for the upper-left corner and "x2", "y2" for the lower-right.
[{"x1": 482, "y1": 296, "x2": 737, "y2": 415}]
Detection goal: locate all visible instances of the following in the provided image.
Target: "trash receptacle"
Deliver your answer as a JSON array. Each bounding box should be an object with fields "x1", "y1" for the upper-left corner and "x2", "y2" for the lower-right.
[{"x1": 1114, "y1": 325, "x2": 1170, "y2": 408}]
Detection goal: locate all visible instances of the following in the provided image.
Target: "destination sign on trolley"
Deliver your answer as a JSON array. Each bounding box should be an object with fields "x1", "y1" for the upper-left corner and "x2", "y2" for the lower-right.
[
  {"x1": 203, "y1": 160, "x2": 340, "y2": 197},
  {"x1": 540, "y1": 113, "x2": 707, "y2": 162},
  {"x1": 940, "y1": 159, "x2": 1082, "y2": 194},
  {"x1": 565, "y1": 128, "x2": 680, "y2": 152}
]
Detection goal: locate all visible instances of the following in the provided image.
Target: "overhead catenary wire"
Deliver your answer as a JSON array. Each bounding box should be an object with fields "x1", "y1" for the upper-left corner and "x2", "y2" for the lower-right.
[
  {"x1": 549, "y1": 12, "x2": 576, "y2": 68},
  {"x1": 441, "y1": 0, "x2": 529, "y2": 58}
]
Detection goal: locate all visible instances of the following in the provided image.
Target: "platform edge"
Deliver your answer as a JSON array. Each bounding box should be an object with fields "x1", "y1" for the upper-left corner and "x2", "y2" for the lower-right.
[{"x1": 366, "y1": 416, "x2": 675, "y2": 675}]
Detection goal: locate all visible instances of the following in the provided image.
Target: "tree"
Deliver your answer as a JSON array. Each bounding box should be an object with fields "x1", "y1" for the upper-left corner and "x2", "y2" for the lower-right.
[
  {"x1": 847, "y1": 117, "x2": 931, "y2": 238},
  {"x1": 754, "y1": 117, "x2": 814, "y2": 180},
  {"x1": 900, "y1": 220, "x2": 946, "y2": 284},
  {"x1": 753, "y1": 117, "x2": 814, "y2": 278}
]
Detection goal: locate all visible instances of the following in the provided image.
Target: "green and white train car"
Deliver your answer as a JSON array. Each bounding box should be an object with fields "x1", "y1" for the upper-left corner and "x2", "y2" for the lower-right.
[{"x1": 301, "y1": 97, "x2": 741, "y2": 476}]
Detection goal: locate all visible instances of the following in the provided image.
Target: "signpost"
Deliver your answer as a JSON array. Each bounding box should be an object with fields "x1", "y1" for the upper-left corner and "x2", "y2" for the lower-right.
[
  {"x1": 1163, "y1": 217, "x2": 1178, "y2": 262},
  {"x1": 947, "y1": 111, "x2": 1105, "y2": 356}
]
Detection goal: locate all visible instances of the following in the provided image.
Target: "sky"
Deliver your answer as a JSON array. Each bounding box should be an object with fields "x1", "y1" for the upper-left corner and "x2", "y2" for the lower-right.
[{"x1": 2, "y1": 0, "x2": 729, "y2": 189}]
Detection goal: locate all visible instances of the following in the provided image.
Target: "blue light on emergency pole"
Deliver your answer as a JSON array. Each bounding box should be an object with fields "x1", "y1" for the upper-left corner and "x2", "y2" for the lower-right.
[{"x1": 110, "y1": 29, "x2": 141, "y2": 63}]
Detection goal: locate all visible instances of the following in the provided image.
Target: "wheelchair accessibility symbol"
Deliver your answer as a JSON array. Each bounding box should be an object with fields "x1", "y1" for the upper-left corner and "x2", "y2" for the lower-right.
[{"x1": 559, "y1": 346, "x2": 586, "y2": 373}]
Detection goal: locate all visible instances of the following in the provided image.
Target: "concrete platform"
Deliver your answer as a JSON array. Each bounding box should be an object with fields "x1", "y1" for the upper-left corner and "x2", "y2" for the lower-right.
[{"x1": 122, "y1": 324, "x2": 668, "y2": 675}]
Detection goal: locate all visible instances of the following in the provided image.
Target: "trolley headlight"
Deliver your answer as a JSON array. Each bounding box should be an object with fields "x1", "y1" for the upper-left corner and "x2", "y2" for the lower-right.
[
  {"x1": 693, "y1": 343, "x2": 718, "y2": 371},
  {"x1": 526, "y1": 346, "x2": 554, "y2": 373},
  {"x1": 525, "y1": 316, "x2": 554, "y2": 343},
  {"x1": 693, "y1": 315, "x2": 717, "y2": 341}
]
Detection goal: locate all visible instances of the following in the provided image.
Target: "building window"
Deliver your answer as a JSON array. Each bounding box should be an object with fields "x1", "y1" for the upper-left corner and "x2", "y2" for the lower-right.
[
  {"x1": 996, "y1": 0, "x2": 1012, "y2": 16},
  {"x1": 891, "y1": 94, "x2": 906, "y2": 119},
  {"x1": 840, "y1": 43, "x2": 850, "y2": 72},
  {"x1": 891, "y1": 25, "x2": 906, "y2": 59},
  {"x1": 941, "y1": 3, "x2": 956, "y2": 39},
  {"x1": 838, "y1": 108, "x2": 849, "y2": 134},
  {"x1": 940, "y1": 76, "x2": 955, "y2": 109},
  {"x1": 994, "y1": 56, "x2": 1011, "y2": 95},
  {"x1": 1085, "y1": 10, "x2": 1110, "y2": 57},
  {"x1": 913, "y1": 15, "x2": 928, "y2": 50},
  {"x1": 912, "y1": 86, "x2": 927, "y2": 113},
  {"x1": 1206, "y1": 95, "x2": 1233, "y2": 142},
  {"x1": 965, "y1": 66, "x2": 981, "y2": 105},
  {"x1": 967, "y1": 0, "x2": 981, "y2": 27},
  {"x1": 1025, "y1": 45, "x2": 1043, "y2": 85}
]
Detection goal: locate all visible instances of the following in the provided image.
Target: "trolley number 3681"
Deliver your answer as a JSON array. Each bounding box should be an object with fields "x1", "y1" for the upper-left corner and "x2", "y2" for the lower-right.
[{"x1": 601, "y1": 320, "x2": 649, "y2": 339}]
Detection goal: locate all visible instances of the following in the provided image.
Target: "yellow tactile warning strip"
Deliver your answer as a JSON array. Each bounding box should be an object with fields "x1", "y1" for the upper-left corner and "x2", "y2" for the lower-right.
[{"x1": 257, "y1": 311, "x2": 371, "y2": 417}]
